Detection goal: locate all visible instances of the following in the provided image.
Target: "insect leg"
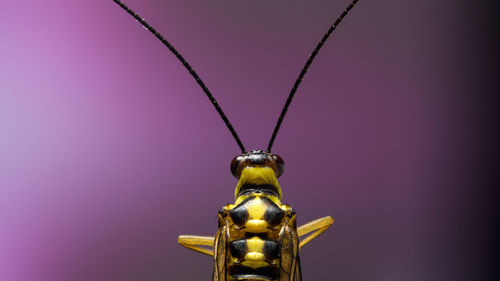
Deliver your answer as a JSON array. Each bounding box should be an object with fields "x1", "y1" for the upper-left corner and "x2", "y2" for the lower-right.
[
  {"x1": 177, "y1": 235, "x2": 215, "y2": 256},
  {"x1": 297, "y1": 216, "x2": 334, "y2": 249}
]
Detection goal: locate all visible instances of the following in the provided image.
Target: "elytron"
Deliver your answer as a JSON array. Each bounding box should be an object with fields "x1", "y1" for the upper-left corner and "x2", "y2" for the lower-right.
[{"x1": 113, "y1": 0, "x2": 360, "y2": 280}]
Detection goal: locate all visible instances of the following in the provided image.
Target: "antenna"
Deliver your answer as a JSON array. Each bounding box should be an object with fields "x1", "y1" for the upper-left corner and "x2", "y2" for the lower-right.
[
  {"x1": 113, "y1": 0, "x2": 246, "y2": 153},
  {"x1": 267, "y1": 0, "x2": 360, "y2": 152}
]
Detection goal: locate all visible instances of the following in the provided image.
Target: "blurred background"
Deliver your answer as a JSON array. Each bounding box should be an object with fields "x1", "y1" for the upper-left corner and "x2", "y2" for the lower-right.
[{"x1": 0, "y1": 0, "x2": 497, "y2": 281}]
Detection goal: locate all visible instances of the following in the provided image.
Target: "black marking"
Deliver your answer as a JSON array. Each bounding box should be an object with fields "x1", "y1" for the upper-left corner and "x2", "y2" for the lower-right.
[
  {"x1": 229, "y1": 239, "x2": 248, "y2": 260},
  {"x1": 229, "y1": 197, "x2": 251, "y2": 225},
  {"x1": 238, "y1": 184, "x2": 280, "y2": 198},
  {"x1": 245, "y1": 232, "x2": 268, "y2": 240},
  {"x1": 263, "y1": 202, "x2": 285, "y2": 227},
  {"x1": 263, "y1": 240, "x2": 280, "y2": 261},
  {"x1": 229, "y1": 265, "x2": 280, "y2": 281}
]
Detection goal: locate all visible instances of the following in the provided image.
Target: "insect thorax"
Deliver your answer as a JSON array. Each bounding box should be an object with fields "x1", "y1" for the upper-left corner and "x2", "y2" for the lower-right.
[{"x1": 218, "y1": 165, "x2": 298, "y2": 281}]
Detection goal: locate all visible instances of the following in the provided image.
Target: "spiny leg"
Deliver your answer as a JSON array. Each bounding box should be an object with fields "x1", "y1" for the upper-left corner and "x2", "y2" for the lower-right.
[
  {"x1": 177, "y1": 235, "x2": 215, "y2": 256},
  {"x1": 297, "y1": 216, "x2": 334, "y2": 249}
]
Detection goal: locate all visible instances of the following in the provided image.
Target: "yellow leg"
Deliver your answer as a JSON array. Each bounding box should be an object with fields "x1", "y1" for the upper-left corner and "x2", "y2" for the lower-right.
[
  {"x1": 177, "y1": 235, "x2": 215, "y2": 256},
  {"x1": 297, "y1": 216, "x2": 334, "y2": 249}
]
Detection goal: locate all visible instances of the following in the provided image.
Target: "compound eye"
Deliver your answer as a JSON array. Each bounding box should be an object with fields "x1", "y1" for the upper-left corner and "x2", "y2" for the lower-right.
[
  {"x1": 272, "y1": 154, "x2": 285, "y2": 178},
  {"x1": 230, "y1": 155, "x2": 243, "y2": 179}
]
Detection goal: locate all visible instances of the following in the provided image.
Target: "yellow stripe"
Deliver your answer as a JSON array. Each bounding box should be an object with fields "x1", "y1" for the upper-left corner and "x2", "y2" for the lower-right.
[
  {"x1": 246, "y1": 197, "x2": 267, "y2": 219},
  {"x1": 234, "y1": 167, "x2": 282, "y2": 199},
  {"x1": 242, "y1": 236, "x2": 267, "y2": 268},
  {"x1": 246, "y1": 236, "x2": 265, "y2": 253}
]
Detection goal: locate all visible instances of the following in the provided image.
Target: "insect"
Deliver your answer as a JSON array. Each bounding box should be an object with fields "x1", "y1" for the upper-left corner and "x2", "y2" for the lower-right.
[{"x1": 113, "y1": 0, "x2": 360, "y2": 280}]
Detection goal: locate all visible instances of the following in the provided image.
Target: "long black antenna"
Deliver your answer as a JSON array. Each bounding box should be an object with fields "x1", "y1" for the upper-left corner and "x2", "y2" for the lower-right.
[
  {"x1": 113, "y1": 0, "x2": 246, "y2": 153},
  {"x1": 267, "y1": 0, "x2": 360, "y2": 152}
]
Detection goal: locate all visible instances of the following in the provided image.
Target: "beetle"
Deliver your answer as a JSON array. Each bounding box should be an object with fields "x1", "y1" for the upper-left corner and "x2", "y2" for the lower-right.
[{"x1": 113, "y1": 0, "x2": 360, "y2": 280}]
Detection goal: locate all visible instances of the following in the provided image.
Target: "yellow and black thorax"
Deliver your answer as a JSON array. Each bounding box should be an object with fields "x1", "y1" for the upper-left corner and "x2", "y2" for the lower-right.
[{"x1": 217, "y1": 150, "x2": 298, "y2": 281}]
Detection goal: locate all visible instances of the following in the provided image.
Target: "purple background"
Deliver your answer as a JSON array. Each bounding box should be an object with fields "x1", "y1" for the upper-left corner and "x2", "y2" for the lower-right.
[{"x1": 1, "y1": 0, "x2": 496, "y2": 281}]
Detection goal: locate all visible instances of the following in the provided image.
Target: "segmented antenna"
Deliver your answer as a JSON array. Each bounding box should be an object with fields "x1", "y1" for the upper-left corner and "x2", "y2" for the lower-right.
[
  {"x1": 113, "y1": 0, "x2": 246, "y2": 153},
  {"x1": 267, "y1": 0, "x2": 360, "y2": 152}
]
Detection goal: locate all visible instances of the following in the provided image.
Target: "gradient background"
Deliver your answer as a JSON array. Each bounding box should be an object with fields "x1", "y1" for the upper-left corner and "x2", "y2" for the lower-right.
[{"x1": 0, "y1": 0, "x2": 497, "y2": 281}]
